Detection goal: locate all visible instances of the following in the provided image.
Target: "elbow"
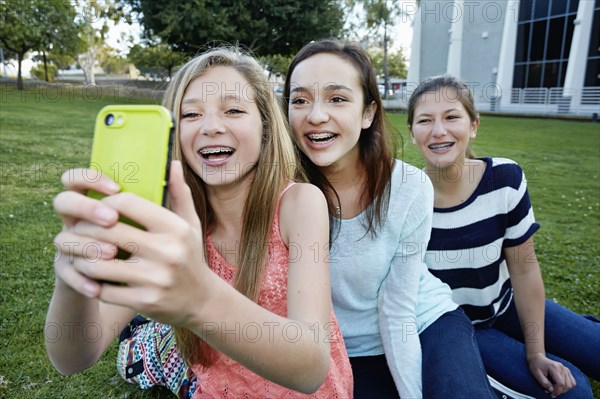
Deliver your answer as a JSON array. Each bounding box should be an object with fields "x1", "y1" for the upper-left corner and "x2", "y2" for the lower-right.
[
  {"x1": 294, "y1": 344, "x2": 330, "y2": 394},
  {"x1": 46, "y1": 346, "x2": 101, "y2": 376},
  {"x1": 48, "y1": 355, "x2": 98, "y2": 376}
]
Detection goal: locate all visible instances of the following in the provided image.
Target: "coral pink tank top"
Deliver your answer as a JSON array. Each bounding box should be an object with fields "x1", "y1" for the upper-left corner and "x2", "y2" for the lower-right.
[{"x1": 192, "y1": 183, "x2": 353, "y2": 398}]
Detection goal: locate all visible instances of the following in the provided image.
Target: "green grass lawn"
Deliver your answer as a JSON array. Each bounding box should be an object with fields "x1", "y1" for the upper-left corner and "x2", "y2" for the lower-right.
[{"x1": 1, "y1": 84, "x2": 598, "y2": 398}]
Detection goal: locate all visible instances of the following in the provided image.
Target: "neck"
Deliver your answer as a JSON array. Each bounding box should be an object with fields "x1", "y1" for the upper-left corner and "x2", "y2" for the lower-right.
[
  {"x1": 321, "y1": 146, "x2": 364, "y2": 192},
  {"x1": 319, "y1": 147, "x2": 367, "y2": 217},
  {"x1": 425, "y1": 158, "x2": 483, "y2": 201},
  {"x1": 205, "y1": 173, "x2": 254, "y2": 236}
]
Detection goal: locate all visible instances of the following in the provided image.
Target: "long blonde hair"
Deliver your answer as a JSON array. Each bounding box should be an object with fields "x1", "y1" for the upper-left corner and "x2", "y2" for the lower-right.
[{"x1": 162, "y1": 47, "x2": 302, "y2": 366}]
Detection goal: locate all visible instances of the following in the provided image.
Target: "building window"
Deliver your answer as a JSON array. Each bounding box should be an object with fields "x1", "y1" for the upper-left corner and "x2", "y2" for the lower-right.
[
  {"x1": 584, "y1": 5, "x2": 600, "y2": 86},
  {"x1": 543, "y1": 62, "x2": 561, "y2": 87},
  {"x1": 534, "y1": 0, "x2": 550, "y2": 19},
  {"x1": 513, "y1": 0, "x2": 579, "y2": 88},
  {"x1": 547, "y1": 17, "x2": 566, "y2": 60}
]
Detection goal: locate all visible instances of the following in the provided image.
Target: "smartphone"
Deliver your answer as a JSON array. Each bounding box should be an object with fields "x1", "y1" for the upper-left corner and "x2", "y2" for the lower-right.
[{"x1": 88, "y1": 105, "x2": 175, "y2": 224}]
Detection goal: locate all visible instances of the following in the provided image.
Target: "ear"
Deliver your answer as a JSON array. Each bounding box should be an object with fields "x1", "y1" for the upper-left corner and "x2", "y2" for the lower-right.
[
  {"x1": 408, "y1": 126, "x2": 416, "y2": 144},
  {"x1": 470, "y1": 117, "x2": 480, "y2": 139},
  {"x1": 362, "y1": 101, "x2": 377, "y2": 129}
]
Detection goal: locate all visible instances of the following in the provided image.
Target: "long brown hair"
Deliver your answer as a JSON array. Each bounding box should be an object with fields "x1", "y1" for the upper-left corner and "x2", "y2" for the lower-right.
[
  {"x1": 407, "y1": 75, "x2": 479, "y2": 159},
  {"x1": 283, "y1": 39, "x2": 398, "y2": 236},
  {"x1": 162, "y1": 47, "x2": 302, "y2": 366}
]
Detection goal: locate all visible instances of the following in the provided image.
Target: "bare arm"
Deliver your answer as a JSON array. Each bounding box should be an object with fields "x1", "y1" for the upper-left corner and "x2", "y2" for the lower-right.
[
  {"x1": 505, "y1": 237, "x2": 576, "y2": 397},
  {"x1": 53, "y1": 166, "x2": 331, "y2": 393},
  {"x1": 46, "y1": 169, "x2": 136, "y2": 375}
]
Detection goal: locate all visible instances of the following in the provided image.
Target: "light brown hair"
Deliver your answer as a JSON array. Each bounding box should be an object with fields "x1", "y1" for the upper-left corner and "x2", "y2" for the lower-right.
[{"x1": 162, "y1": 47, "x2": 302, "y2": 366}]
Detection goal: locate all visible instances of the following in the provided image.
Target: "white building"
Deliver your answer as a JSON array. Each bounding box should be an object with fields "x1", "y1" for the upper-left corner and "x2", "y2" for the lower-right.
[{"x1": 407, "y1": 0, "x2": 600, "y2": 116}]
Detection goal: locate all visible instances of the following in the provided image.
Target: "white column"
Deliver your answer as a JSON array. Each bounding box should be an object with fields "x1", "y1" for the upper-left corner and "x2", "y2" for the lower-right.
[
  {"x1": 407, "y1": 3, "x2": 422, "y2": 89},
  {"x1": 446, "y1": 0, "x2": 464, "y2": 77},
  {"x1": 564, "y1": 0, "x2": 595, "y2": 111},
  {"x1": 496, "y1": 0, "x2": 520, "y2": 108}
]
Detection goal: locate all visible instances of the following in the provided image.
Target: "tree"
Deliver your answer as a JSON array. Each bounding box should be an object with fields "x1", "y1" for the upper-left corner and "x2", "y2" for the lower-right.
[
  {"x1": 0, "y1": 0, "x2": 81, "y2": 89},
  {"x1": 347, "y1": 0, "x2": 419, "y2": 98},
  {"x1": 30, "y1": 62, "x2": 58, "y2": 81},
  {"x1": 128, "y1": 42, "x2": 187, "y2": 79},
  {"x1": 123, "y1": 0, "x2": 344, "y2": 56},
  {"x1": 365, "y1": 1, "x2": 400, "y2": 98},
  {"x1": 259, "y1": 54, "x2": 293, "y2": 78},
  {"x1": 98, "y1": 46, "x2": 129, "y2": 75},
  {"x1": 368, "y1": 48, "x2": 407, "y2": 79},
  {"x1": 75, "y1": 0, "x2": 126, "y2": 85}
]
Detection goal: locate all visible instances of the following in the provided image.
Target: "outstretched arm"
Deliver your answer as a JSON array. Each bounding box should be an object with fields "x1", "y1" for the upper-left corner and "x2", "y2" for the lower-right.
[
  {"x1": 46, "y1": 169, "x2": 136, "y2": 375},
  {"x1": 50, "y1": 165, "x2": 332, "y2": 393}
]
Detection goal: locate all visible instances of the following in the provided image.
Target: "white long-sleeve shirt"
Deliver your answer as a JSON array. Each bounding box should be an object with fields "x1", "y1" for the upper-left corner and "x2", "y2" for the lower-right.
[{"x1": 331, "y1": 160, "x2": 457, "y2": 398}]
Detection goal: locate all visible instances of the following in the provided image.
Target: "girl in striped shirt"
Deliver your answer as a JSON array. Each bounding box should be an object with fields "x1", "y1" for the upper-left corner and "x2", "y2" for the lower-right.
[{"x1": 408, "y1": 75, "x2": 598, "y2": 398}]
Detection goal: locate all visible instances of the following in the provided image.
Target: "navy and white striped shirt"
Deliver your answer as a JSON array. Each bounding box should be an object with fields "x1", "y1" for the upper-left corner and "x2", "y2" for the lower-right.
[{"x1": 425, "y1": 157, "x2": 540, "y2": 324}]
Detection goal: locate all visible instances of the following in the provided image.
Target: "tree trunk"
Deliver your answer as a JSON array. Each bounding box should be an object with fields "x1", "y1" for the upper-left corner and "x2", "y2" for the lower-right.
[
  {"x1": 17, "y1": 51, "x2": 24, "y2": 90},
  {"x1": 43, "y1": 51, "x2": 49, "y2": 82},
  {"x1": 383, "y1": 23, "x2": 389, "y2": 99},
  {"x1": 87, "y1": 47, "x2": 96, "y2": 86}
]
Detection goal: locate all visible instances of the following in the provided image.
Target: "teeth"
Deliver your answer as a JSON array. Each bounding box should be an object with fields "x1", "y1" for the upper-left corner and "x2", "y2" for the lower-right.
[
  {"x1": 429, "y1": 143, "x2": 453, "y2": 150},
  {"x1": 308, "y1": 133, "x2": 335, "y2": 140},
  {"x1": 200, "y1": 147, "x2": 234, "y2": 155}
]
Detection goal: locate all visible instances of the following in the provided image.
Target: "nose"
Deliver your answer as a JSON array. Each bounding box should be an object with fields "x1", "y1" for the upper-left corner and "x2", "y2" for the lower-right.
[
  {"x1": 431, "y1": 119, "x2": 447, "y2": 138},
  {"x1": 200, "y1": 112, "x2": 225, "y2": 136},
  {"x1": 306, "y1": 102, "x2": 329, "y2": 125}
]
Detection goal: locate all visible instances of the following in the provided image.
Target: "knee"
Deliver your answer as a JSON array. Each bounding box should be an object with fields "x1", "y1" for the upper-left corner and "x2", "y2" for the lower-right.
[{"x1": 564, "y1": 370, "x2": 594, "y2": 399}]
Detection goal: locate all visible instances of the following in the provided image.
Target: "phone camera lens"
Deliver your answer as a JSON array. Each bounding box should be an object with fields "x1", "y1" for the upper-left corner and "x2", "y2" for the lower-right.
[{"x1": 105, "y1": 114, "x2": 115, "y2": 126}]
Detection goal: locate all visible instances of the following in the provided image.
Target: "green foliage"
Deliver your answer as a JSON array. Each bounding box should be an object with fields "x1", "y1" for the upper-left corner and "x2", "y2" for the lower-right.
[
  {"x1": 74, "y1": 0, "x2": 127, "y2": 84},
  {"x1": 128, "y1": 43, "x2": 187, "y2": 78},
  {"x1": 97, "y1": 46, "x2": 129, "y2": 75},
  {"x1": 259, "y1": 54, "x2": 293, "y2": 77},
  {"x1": 47, "y1": 53, "x2": 78, "y2": 71},
  {"x1": 126, "y1": 0, "x2": 344, "y2": 56},
  {"x1": 0, "y1": 0, "x2": 82, "y2": 89},
  {"x1": 30, "y1": 63, "x2": 58, "y2": 82},
  {"x1": 368, "y1": 48, "x2": 407, "y2": 78}
]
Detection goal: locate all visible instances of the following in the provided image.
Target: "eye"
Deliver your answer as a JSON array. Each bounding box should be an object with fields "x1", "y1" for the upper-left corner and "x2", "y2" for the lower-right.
[
  {"x1": 330, "y1": 96, "x2": 346, "y2": 103},
  {"x1": 181, "y1": 111, "x2": 200, "y2": 119},
  {"x1": 447, "y1": 115, "x2": 460, "y2": 120},
  {"x1": 226, "y1": 108, "x2": 245, "y2": 115},
  {"x1": 417, "y1": 118, "x2": 430, "y2": 124},
  {"x1": 290, "y1": 97, "x2": 308, "y2": 105}
]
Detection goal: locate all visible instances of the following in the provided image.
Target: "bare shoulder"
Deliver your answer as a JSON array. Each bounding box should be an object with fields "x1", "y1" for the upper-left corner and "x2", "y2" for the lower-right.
[
  {"x1": 279, "y1": 183, "x2": 328, "y2": 243},
  {"x1": 280, "y1": 183, "x2": 327, "y2": 209}
]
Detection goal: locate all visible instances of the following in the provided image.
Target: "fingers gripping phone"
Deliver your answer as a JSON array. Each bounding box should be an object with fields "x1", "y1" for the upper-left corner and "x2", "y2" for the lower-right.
[{"x1": 88, "y1": 105, "x2": 175, "y2": 229}]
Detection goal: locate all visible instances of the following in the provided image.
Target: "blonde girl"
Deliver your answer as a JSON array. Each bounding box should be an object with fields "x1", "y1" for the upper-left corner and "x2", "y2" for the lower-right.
[{"x1": 46, "y1": 47, "x2": 352, "y2": 398}]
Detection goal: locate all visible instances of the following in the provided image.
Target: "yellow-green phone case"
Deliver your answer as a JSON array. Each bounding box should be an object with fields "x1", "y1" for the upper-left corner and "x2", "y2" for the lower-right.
[{"x1": 88, "y1": 105, "x2": 174, "y2": 207}]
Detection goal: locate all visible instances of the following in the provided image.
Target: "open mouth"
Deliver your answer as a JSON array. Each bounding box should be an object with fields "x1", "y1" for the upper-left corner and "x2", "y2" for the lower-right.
[
  {"x1": 307, "y1": 132, "x2": 337, "y2": 144},
  {"x1": 199, "y1": 146, "x2": 235, "y2": 160},
  {"x1": 428, "y1": 142, "x2": 454, "y2": 151}
]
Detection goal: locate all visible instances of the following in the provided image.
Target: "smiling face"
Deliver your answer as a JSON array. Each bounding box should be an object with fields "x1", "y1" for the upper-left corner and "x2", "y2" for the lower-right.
[
  {"x1": 409, "y1": 87, "x2": 479, "y2": 170},
  {"x1": 287, "y1": 53, "x2": 375, "y2": 171},
  {"x1": 179, "y1": 66, "x2": 263, "y2": 188}
]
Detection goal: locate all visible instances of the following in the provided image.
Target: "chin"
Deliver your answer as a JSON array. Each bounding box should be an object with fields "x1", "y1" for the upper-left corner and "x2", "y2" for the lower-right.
[{"x1": 310, "y1": 157, "x2": 336, "y2": 168}]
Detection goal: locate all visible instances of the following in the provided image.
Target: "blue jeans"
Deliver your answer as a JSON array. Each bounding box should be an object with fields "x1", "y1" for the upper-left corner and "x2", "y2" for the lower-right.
[
  {"x1": 475, "y1": 298, "x2": 598, "y2": 398},
  {"x1": 420, "y1": 308, "x2": 497, "y2": 399},
  {"x1": 350, "y1": 354, "x2": 399, "y2": 398},
  {"x1": 351, "y1": 308, "x2": 496, "y2": 398}
]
